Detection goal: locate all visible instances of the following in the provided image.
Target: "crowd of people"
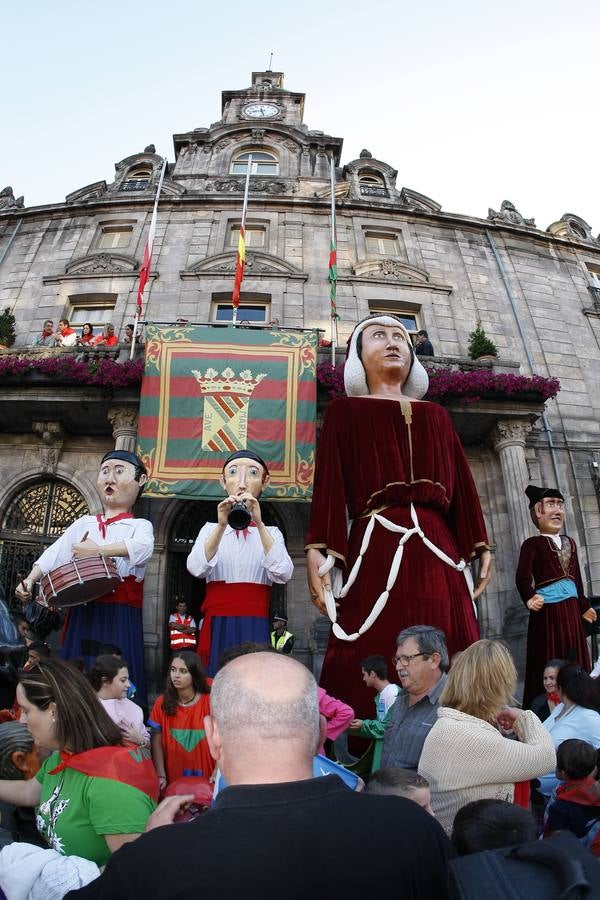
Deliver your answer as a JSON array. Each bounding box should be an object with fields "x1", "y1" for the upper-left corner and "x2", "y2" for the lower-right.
[
  {"x1": 1, "y1": 311, "x2": 599, "y2": 896},
  {"x1": 33, "y1": 319, "x2": 142, "y2": 353},
  {"x1": 1, "y1": 631, "x2": 600, "y2": 897}
]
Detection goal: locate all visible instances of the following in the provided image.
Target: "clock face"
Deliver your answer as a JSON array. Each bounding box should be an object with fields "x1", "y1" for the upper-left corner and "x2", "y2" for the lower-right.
[{"x1": 244, "y1": 103, "x2": 279, "y2": 119}]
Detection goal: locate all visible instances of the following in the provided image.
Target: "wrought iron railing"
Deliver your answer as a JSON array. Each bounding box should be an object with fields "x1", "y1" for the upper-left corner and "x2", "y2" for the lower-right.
[
  {"x1": 360, "y1": 185, "x2": 388, "y2": 197},
  {"x1": 588, "y1": 285, "x2": 600, "y2": 311},
  {"x1": 119, "y1": 180, "x2": 150, "y2": 192}
]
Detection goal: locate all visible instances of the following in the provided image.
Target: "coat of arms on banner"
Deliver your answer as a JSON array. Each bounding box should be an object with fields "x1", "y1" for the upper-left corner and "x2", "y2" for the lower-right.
[
  {"x1": 137, "y1": 324, "x2": 317, "y2": 500},
  {"x1": 192, "y1": 367, "x2": 266, "y2": 452}
]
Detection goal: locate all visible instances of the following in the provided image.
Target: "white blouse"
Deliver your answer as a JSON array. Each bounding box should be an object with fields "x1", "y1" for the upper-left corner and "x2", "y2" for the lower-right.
[
  {"x1": 187, "y1": 523, "x2": 293, "y2": 585},
  {"x1": 35, "y1": 515, "x2": 154, "y2": 581}
]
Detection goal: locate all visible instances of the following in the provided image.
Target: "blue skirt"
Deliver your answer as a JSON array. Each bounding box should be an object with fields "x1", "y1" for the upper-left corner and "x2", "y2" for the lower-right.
[
  {"x1": 62, "y1": 602, "x2": 146, "y2": 705},
  {"x1": 207, "y1": 615, "x2": 270, "y2": 676}
]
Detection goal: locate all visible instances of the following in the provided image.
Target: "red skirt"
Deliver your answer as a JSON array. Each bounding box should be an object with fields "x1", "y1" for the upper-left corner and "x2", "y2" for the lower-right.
[
  {"x1": 320, "y1": 505, "x2": 479, "y2": 717},
  {"x1": 522, "y1": 597, "x2": 590, "y2": 708}
]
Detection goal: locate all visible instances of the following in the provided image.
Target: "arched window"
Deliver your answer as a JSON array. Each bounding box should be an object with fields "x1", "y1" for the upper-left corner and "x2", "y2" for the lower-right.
[
  {"x1": 231, "y1": 150, "x2": 278, "y2": 176},
  {"x1": 358, "y1": 172, "x2": 384, "y2": 186},
  {"x1": 358, "y1": 171, "x2": 388, "y2": 197},
  {"x1": 0, "y1": 479, "x2": 89, "y2": 605},
  {"x1": 120, "y1": 166, "x2": 152, "y2": 192},
  {"x1": 569, "y1": 221, "x2": 587, "y2": 239}
]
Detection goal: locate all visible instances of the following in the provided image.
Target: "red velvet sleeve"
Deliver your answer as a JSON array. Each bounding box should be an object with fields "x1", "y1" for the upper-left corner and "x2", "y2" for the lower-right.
[
  {"x1": 305, "y1": 399, "x2": 349, "y2": 566},
  {"x1": 570, "y1": 538, "x2": 590, "y2": 614},
  {"x1": 516, "y1": 539, "x2": 537, "y2": 605},
  {"x1": 445, "y1": 426, "x2": 490, "y2": 562}
]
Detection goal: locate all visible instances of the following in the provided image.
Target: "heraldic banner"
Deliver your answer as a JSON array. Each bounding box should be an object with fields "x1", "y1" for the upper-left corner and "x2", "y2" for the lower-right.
[{"x1": 137, "y1": 324, "x2": 317, "y2": 500}]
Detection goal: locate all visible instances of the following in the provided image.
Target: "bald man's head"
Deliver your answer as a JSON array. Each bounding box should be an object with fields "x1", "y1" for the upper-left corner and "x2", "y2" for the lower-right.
[{"x1": 210, "y1": 652, "x2": 320, "y2": 752}]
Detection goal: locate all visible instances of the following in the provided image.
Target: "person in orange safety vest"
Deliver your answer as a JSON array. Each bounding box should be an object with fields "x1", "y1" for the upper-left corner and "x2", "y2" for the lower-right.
[{"x1": 168, "y1": 600, "x2": 197, "y2": 651}]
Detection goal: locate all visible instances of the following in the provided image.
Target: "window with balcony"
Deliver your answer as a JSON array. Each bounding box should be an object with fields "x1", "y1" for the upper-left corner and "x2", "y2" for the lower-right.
[
  {"x1": 368, "y1": 303, "x2": 419, "y2": 337},
  {"x1": 211, "y1": 291, "x2": 270, "y2": 324},
  {"x1": 213, "y1": 304, "x2": 269, "y2": 324},
  {"x1": 68, "y1": 295, "x2": 117, "y2": 330},
  {"x1": 231, "y1": 150, "x2": 278, "y2": 176},
  {"x1": 586, "y1": 265, "x2": 600, "y2": 309},
  {"x1": 119, "y1": 167, "x2": 152, "y2": 192},
  {"x1": 365, "y1": 232, "x2": 400, "y2": 256},
  {"x1": 359, "y1": 172, "x2": 388, "y2": 198},
  {"x1": 586, "y1": 264, "x2": 600, "y2": 285}
]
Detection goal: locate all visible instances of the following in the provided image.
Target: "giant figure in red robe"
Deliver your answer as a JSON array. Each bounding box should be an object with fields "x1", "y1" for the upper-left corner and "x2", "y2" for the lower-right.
[
  {"x1": 306, "y1": 315, "x2": 492, "y2": 716},
  {"x1": 516, "y1": 484, "x2": 596, "y2": 708}
]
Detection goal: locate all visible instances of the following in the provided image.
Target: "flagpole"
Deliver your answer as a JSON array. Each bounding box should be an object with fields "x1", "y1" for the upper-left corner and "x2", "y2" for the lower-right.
[
  {"x1": 232, "y1": 155, "x2": 253, "y2": 326},
  {"x1": 131, "y1": 156, "x2": 167, "y2": 359},
  {"x1": 329, "y1": 156, "x2": 338, "y2": 366}
]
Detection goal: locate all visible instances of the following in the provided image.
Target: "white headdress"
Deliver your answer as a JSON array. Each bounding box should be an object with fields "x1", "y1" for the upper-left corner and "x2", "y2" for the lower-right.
[{"x1": 344, "y1": 315, "x2": 429, "y2": 399}]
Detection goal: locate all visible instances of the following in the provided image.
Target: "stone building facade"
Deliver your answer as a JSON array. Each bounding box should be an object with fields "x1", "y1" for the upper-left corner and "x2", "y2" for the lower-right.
[{"x1": 1, "y1": 71, "x2": 599, "y2": 690}]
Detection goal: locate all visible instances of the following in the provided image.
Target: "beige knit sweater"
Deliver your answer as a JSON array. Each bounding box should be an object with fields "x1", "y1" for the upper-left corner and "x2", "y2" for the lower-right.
[{"x1": 418, "y1": 707, "x2": 556, "y2": 834}]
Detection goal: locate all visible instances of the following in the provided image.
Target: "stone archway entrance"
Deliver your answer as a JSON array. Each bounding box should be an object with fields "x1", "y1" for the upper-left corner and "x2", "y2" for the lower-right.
[{"x1": 0, "y1": 479, "x2": 89, "y2": 608}]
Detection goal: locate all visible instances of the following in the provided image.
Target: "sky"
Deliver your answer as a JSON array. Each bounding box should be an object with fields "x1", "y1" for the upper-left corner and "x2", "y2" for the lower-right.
[{"x1": 2, "y1": 0, "x2": 599, "y2": 233}]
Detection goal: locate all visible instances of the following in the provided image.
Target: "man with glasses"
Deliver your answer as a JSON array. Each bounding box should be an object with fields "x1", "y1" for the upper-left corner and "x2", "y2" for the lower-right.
[
  {"x1": 33, "y1": 319, "x2": 54, "y2": 347},
  {"x1": 380, "y1": 625, "x2": 448, "y2": 771},
  {"x1": 70, "y1": 652, "x2": 453, "y2": 900}
]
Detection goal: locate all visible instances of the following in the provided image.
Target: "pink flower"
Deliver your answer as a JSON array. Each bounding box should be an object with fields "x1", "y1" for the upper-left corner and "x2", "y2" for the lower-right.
[
  {"x1": 316, "y1": 361, "x2": 560, "y2": 404},
  {"x1": 0, "y1": 354, "x2": 144, "y2": 387}
]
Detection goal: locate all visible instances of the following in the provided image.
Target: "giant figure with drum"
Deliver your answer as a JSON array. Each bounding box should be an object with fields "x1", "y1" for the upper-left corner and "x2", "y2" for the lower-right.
[
  {"x1": 306, "y1": 315, "x2": 492, "y2": 715},
  {"x1": 16, "y1": 451, "x2": 153, "y2": 702}
]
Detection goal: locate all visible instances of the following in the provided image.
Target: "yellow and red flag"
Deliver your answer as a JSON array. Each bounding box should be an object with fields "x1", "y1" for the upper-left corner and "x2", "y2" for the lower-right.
[{"x1": 232, "y1": 224, "x2": 245, "y2": 308}]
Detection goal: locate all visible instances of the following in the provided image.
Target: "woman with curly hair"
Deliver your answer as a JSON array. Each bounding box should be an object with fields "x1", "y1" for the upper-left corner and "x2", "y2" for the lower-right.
[{"x1": 149, "y1": 651, "x2": 213, "y2": 792}]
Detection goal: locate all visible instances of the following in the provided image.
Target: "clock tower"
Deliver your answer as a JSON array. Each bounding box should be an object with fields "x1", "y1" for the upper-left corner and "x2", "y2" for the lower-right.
[
  {"x1": 221, "y1": 71, "x2": 305, "y2": 127},
  {"x1": 172, "y1": 70, "x2": 342, "y2": 178}
]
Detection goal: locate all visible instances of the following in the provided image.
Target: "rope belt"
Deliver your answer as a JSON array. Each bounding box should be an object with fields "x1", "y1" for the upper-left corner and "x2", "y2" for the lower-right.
[{"x1": 319, "y1": 503, "x2": 467, "y2": 642}]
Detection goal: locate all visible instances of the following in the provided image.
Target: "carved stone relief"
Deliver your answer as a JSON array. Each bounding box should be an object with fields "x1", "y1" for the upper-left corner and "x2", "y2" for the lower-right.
[
  {"x1": 490, "y1": 419, "x2": 533, "y2": 450},
  {"x1": 187, "y1": 251, "x2": 301, "y2": 277},
  {"x1": 108, "y1": 407, "x2": 138, "y2": 453},
  {"x1": 351, "y1": 259, "x2": 430, "y2": 283},
  {"x1": 213, "y1": 138, "x2": 235, "y2": 152},
  {"x1": 0, "y1": 186, "x2": 24, "y2": 210},
  {"x1": 65, "y1": 253, "x2": 138, "y2": 275},
  {"x1": 488, "y1": 200, "x2": 536, "y2": 228},
  {"x1": 204, "y1": 178, "x2": 294, "y2": 195},
  {"x1": 380, "y1": 259, "x2": 409, "y2": 278},
  {"x1": 32, "y1": 421, "x2": 64, "y2": 475},
  {"x1": 107, "y1": 408, "x2": 139, "y2": 431}
]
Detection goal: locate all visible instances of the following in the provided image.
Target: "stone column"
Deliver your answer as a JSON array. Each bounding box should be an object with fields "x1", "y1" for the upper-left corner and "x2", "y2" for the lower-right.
[
  {"x1": 107, "y1": 407, "x2": 138, "y2": 453},
  {"x1": 491, "y1": 419, "x2": 534, "y2": 555}
]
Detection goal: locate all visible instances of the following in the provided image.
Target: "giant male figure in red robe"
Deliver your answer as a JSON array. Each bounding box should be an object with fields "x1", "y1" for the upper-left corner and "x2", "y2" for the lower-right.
[
  {"x1": 517, "y1": 484, "x2": 596, "y2": 708},
  {"x1": 306, "y1": 315, "x2": 492, "y2": 715}
]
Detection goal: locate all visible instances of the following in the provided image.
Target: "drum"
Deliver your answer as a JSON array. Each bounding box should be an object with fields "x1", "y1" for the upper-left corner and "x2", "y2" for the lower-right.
[{"x1": 39, "y1": 557, "x2": 122, "y2": 608}]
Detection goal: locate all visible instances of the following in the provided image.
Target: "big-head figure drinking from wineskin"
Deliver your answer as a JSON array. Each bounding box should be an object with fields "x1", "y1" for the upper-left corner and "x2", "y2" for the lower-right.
[{"x1": 187, "y1": 451, "x2": 293, "y2": 675}]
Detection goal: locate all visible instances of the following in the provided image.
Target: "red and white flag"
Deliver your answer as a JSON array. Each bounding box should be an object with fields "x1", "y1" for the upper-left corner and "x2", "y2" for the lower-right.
[{"x1": 136, "y1": 157, "x2": 167, "y2": 318}]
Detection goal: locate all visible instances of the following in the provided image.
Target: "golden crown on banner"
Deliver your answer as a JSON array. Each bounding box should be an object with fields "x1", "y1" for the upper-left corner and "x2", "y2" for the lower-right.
[{"x1": 191, "y1": 367, "x2": 267, "y2": 397}]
